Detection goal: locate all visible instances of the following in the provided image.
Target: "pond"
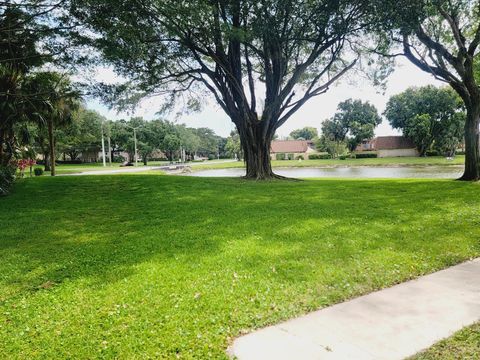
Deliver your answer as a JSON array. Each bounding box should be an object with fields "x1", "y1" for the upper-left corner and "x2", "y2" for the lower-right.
[{"x1": 187, "y1": 166, "x2": 464, "y2": 179}]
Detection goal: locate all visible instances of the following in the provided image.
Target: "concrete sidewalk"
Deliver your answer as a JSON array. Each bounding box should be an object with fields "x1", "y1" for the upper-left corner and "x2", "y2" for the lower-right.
[{"x1": 228, "y1": 258, "x2": 480, "y2": 360}]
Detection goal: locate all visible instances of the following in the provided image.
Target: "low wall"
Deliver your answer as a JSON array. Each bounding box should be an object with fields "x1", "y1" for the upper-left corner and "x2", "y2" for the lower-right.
[{"x1": 377, "y1": 149, "x2": 419, "y2": 158}]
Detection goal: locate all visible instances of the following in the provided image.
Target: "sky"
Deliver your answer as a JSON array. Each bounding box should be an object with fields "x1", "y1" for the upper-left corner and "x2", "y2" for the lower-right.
[{"x1": 86, "y1": 57, "x2": 443, "y2": 139}]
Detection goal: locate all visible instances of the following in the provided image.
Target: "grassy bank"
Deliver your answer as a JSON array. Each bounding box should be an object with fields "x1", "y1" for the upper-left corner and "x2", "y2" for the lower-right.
[
  {"x1": 31, "y1": 156, "x2": 465, "y2": 176},
  {"x1": 1, "y1": 175, "x2": 479, "y2": 358},
  {"x1": 34, "y1": 161, "x2": 170, "y2": 175},
  {"x1": 412, "y1": 323, "x2": 480, "y2": 359},
  {"x1": 194, "y1": 156, "x2": 465, "y2": 170}
]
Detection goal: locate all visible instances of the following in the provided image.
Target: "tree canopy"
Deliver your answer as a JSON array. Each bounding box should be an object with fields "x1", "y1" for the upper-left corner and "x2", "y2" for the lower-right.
[
  {"x1": 290, "y1": 127, "x2": 319, "y2": 140},
  {"x1": 318, "y1": 99, "x2": 381, "y2": 156},
  {"x1": 384, "y1": 86, "x2": 465, "y2": 156}
]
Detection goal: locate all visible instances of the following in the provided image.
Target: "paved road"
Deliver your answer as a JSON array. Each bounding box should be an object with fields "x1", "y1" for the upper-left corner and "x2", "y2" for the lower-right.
[{"x1": 229, "y1": 258, "x2": 480, "y2": 359}]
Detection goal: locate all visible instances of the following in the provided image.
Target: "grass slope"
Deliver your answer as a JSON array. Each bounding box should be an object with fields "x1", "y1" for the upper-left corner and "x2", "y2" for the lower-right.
[
  {"x1": 194, "y1": 156, "x2": 465, "y2": 170},
  {"x1": 1, "y1": 175, "x2": 479, "y2": 358},
  {"x1": 412, "y1": 323, "x2": 480, "y2": 359},
  {"x1": 34, "y1": 156, "x2": 465, "y2": 175}
]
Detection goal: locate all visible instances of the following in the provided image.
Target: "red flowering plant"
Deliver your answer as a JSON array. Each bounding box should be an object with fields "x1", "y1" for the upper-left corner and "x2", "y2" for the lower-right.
[{"x1": 17, "y1": 159, "x2": 36, "y2": 178}]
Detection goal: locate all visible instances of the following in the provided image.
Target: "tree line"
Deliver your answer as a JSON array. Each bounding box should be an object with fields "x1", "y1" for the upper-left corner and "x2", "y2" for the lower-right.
[
  {"x1": 289, "y1": 87, "x2": 466, "y2": 159},
  {"x1": 25, "y1": 105, "x2": 231, "y2": 170}
]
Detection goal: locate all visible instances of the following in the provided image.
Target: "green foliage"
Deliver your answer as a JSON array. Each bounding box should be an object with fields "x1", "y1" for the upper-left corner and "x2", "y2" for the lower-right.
[
  {"x1": 316, "y1": 135, "x2": 347, "y2": 159},
  {"x1": 34, "y1": 168, "x2": 44, "y2": 176},
  {"x1": 355, "y1": 152, "x2": 378, "y2": 159},
  {"x1": 384, "y1": 86, "x2": 465, "y2": 156},
  {"x1": 320, "y1": 99, "x2": 381, "y2": 157},
  {"x1": 0, "y1": 163, "x2": 16, "y2": 195},
  {"x1": 290, "y1": 127, "x2": 318, "y2": 140},
  {"x1": 308, "y1": 153, "x2": 332, "y2": 160},
  {"x1": 296, "y1": 155, "x2": 304, "y2": 160},
  {"x1": 334, "y1": 99, "x2": 382, "y2": 151},
  {"x1": 226, "y1": 130, "x2": 242, "y2": 160},
  {"x1": 275, "y1": 153, "x2": 286, "y2": 160},
  {"x1": 412, "y1": 322, "x2": 480, "y2": 359}
]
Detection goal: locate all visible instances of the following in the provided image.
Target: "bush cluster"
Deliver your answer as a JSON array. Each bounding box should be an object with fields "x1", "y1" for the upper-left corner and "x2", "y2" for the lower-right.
[
  {"x1": 308, "y1": 153, "x2": 332, "y2": 160},
  {"x1": 425, "y1": 150, "x2": 440, "y2": 157},
  {"x1": 355, "y1": 152, "x2": 378, "y2": 159},
  {"x1": 0, "y1": 164, "x2": 17, "y2": 196},
  {"x1": 34, "y1": 168, "x2": 44, "y2": 176}
]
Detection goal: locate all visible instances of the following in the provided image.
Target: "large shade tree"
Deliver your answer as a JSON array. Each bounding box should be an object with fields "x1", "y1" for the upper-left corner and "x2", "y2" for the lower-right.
[
  {"x1": 69, "y1": 0, "x2": 377, "y2": 179},
  {"x1": 377, "y1": 0, "x2": 480, "y2": 180},
  {"x1": 384, "y1": 86, "x2": 465, "y2": 156}
]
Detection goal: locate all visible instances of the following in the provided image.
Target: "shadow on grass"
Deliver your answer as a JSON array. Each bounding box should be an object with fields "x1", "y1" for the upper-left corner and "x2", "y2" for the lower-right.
[{"x1": 1, "y1": 175, "x2": 479, "y2": 300}]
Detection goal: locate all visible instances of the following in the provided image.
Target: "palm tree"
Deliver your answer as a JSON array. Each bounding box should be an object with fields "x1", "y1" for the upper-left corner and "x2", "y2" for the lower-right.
[{"x1": 23, "y1": 72, "x2": 81, "y2": 176}]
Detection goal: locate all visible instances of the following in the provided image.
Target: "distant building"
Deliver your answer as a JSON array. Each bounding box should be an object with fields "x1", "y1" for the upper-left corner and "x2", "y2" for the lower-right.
[
  {"x1": 270, "y1": 140, "x2": 317, "y2": 159},
  {"x1": 356, "y1": 136, "x2": 419, "y2": 158}
]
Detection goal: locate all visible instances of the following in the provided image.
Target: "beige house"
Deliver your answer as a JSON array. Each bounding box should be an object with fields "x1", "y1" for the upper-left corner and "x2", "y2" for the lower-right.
[
  {"x1": 270, "y1": 140, "x2": 317, "y2": 160},
  {"x1": 356, "y1": 136, "x2": 419, "y2": 157}
]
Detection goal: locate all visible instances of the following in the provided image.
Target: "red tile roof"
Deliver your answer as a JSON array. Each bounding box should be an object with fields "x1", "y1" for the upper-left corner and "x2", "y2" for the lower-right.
[
  {"x1": 374, "y1": 136, "x2": 416, "y2": 150},
  {"x1": 271, "y1": 140, "x2": 310, "y2": 153}
]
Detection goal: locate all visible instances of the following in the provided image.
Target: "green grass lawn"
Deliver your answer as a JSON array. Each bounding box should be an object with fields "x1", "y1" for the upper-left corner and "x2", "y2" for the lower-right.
[
  {"x1": 1, "y1": 175, "x2": 479, "y2": 358},
  {"x1": 412, "y1": 323, "x2": 480, "y2": 359},
  {"x1": 194, "y1": 156, "x2": 465, "y2": 170}
]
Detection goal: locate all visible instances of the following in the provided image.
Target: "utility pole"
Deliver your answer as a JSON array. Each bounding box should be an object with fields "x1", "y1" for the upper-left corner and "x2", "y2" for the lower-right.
[
  {"x1": 101, "y1": 122, "x2": 107, "y2": 167},
  {"x1": 133, "y1": 127, "x2": 138, "y2": 167},
  {"x1": 107, "y1": 136, "x2": 112, "y2": 166}
]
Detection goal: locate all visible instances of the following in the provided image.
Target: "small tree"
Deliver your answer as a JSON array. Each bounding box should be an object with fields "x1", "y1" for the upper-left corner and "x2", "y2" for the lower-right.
[
  {"x1": 226, "y1": 130, "x2": 243, "y2": 160},
  {"x1": 319, "y1": 99, "x2": 381, "y2": 156},
  {"x1": 319, "y1": 119, "x2": 348, "y2": 158},
  {"x1": 23, "y1": 72, "x2": 80, "y2": 176}
]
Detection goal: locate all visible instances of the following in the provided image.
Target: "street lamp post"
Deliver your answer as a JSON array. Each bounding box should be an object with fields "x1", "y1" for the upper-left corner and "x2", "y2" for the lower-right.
[
  {"x1": 133, "y1": 127, "x2": 138, "y2": 167},
  {"x1": 125, "y1": 124, "x2": 141, "y2": 167},
  {"x1": 101, "y1": 122, "x2": 107, "y2": 167}
]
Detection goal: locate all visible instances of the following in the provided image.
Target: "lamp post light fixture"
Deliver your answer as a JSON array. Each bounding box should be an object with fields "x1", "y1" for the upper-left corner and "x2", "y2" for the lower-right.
[
  {"x1": 125, "y1": 124, "x2": 141, "y2": 167},
  {"x1": 101, "y1": 121, "x2": 107, "y2": 167}
]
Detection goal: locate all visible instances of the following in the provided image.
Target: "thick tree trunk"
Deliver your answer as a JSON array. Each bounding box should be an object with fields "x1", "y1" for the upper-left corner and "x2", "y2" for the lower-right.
[
  {"x1": 460, "y1": 107, "x2": 480, "y2": 181},
  {"x1": 237, "y1": 121, "x2": 278, "y2": 180},
  {"x1": 48, "y1": 120, "x2": 56, "y2": 176}
]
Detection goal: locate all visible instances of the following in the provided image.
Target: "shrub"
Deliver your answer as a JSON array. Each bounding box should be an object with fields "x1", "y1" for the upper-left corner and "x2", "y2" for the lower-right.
[
  {"x1": 113, "y1": 155, "x2": 126, "y2": 163},
  {"x1": 34, "y1": 168, "x2": 44, "y2": 176},
  {"x1": 355, "y1": 152, "x2": 377, "y2": 159},
  {"x1": 296, "y1": 155, "x2": 304, "y2": 160},
  {"x1": 0, "y1": 164, "x2": 16, "y2": 196},
  {"x1": 275, "y1": 153, "x2": 286, "y2": 160},
  {"x1": 339, "y1": 155, "x2": 347, "y2": 160},
  {"x1": 456, "y1": 150, "x2": 465, "y2": 155},
  {"x1": 425, "y1": 150, "x2": 439, "y2": 157},
  {"x1": 56, "y1": 160, "x2": 83, "y2": 164},
  {"x1": 309, "y1": 153, "x2": 331, "y2": 160},
  {"x1": 286, "y1": 153, "x2": 294, "y2": 160}
]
